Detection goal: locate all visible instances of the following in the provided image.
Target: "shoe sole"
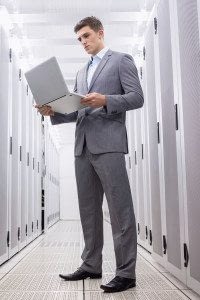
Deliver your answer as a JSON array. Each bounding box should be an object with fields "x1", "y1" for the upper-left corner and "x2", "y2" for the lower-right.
[
  {"x1": 59, "y1": 274, "x2": 102, "y2": 281},
  {"x1": 100, "y1": 282, "x2": 136, "y2": 293},
  {"x1": 89, "y1": 275, "x2": 102, "y2": 279}
]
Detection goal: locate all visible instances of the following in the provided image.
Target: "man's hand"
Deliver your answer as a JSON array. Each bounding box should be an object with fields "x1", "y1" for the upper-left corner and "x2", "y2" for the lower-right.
[
  {"x1": 35, "y1": 104, "x2": 55, "y2": 116},
  {"x1": 81, "y1": 92, "x2": 106, "y2": 108}
]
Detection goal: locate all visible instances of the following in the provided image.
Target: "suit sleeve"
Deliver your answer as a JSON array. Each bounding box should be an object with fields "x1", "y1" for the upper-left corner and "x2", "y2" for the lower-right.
[
  {"x1": 105, "y1": 54, "x2": 144, "y2": 114},
  {"x1": 50, "y1": 73, "x2": 78, "y2": 125},
  {"x1": 50, "y1": 111, "x2": 78, "y2": 125}
]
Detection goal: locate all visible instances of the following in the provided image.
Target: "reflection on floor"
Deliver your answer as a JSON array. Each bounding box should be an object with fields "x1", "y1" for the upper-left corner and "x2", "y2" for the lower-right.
[{"x1": 0, "y1": 220, "x2": 200, "y2": 299}]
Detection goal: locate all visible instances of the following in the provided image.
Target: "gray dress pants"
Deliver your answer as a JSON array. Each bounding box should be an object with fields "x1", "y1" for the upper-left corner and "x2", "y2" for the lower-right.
[{"x1": 75, "y1": 145, "x2": 137, "y2": 279}]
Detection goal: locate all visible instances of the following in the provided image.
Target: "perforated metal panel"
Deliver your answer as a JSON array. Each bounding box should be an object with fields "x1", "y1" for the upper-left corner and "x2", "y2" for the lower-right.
[
  {"x1": 33, "y1": 110, "x2": 38, "y2": 236},
  {"x1": 128, "y1": 111, "x2": 138, "y2": 221},
  {"x1": 141, "y1": 63, "x2": 152, "y2": 248},
  {"x1": 36, "y1": 113, "x2": 42, "y2": 234},
  {"x1": 28, "y1": 93, "x2": 34, "y2": 238},
  {"x1": 10, "y1": 53, "x2": 20, "y2": 251},
  {"x1": 135, "y1": 110, "x2": 145, "y2": 242},
  {"x1": 0, "y1": 291, "x2": 83, "y2": 300},
  {"x1": 20, "y1": 78, "x2": 28, "y2": 245},
  {"x1": 176, "y1": 0, "x2": 200, "y2": 283},
  {"x1": 0, "y1": 220, "x2": 193, "y2": 299},
  {"x1": 157, "y1": 0, "x2": 181, "y2": 270},
  {"x1": 85, "y1": 290, "x2": 189, "y2": 300},
  {"x1": 84, "y1": 272, "x2": 176, "y2": 291},
  {"x1": 0, "y1": 25, "x2": 9, "y2": 262},
  {"x1": 0, "y1": 274, "x2": 83, "y2": 291},
  {"x1": 145, "y1": 20, "x2": 163, "y2": 257}
]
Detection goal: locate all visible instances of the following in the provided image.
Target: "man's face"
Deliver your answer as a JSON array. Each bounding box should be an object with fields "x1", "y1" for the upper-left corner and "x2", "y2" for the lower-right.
[{"x1": 77, "y1": 25, "x2": 104, "y2": 56}]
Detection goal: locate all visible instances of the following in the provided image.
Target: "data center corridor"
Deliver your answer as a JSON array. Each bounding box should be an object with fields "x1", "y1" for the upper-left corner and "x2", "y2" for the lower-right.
[{"x1": 0, "y1": 220, "x2": 199, "y2": 300}]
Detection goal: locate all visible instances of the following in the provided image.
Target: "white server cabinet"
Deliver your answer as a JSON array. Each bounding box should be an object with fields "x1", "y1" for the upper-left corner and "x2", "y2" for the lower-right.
[
  {"x1": 140, "y1": 0, "x2": 200, "y2": 291},
  {"x1": 44, "y1": 131, "x2": 60, "y2": 228},
  {"x1": 125, "y1": 112, "x2": 133, "y2": 187},
  {"x1": 52, "y1": 141, "x2": 58, "y2": 225},
  {"x1": 55, "y1": 146, "x2": 59, "y2": 221},
  {"x1": 33, "y1": 109, "x2": 41, "y2": 237},
  {"x1": 36, "y1": 112, "x2": 42, "y2": 235},
  {"x1": 52, "y1": 143, "x2": 59, "y2": 225},
  {"x1": 43, "y1": 123, "x2": 48, "y2": 230},
  {"x1": 10, "y1": 51, "x2": 21, "y2": 258},
  {"x1": 52, "y1": 143, "x2": 56, "y2": 223},
  {"x1": 139, "y1": 63, "x2": 152, "y2": 252},
  {"x1": 0, "y1": 21, "x2": 11, "y2": 265},
  {"x1": 170, "y1": 0, "x2": 200, "y2": 293},
  {"x1": 44, "y1": 123, "x2": 51, "y2": 229},
  {"x1": 126, "y1": 111, "x2": 138, "y2": 227},
  {"x1": 48, "y1": 136, "x2": 53, "y2": 227},
  {"x1": 134, "y1": 110, "x2": 146, "y2": 246},
  {"x1": 144, "y1": 12, "x2": 163, "y2": 262},
  {"x1": 33, "y1": 110, "x2": 37, "y2": 236},
  {"x1": 41, "y1": 121, "x2": 45, "y2": 232},
  {"x1": 27, "y1": 92, "x2": 35, "y2": 242},
  {"x1": 127, "y1": 107, "x2": 149, "y2": 250},
  {"x1": 47, "y1": 132, "x2": 51, "y2": 228},
  {"x1": 20, "y1": 78, "x2": 29, "y2": 249},
  {"x1": 153, "y1": 0, "x2": 186, "y2": 282}
]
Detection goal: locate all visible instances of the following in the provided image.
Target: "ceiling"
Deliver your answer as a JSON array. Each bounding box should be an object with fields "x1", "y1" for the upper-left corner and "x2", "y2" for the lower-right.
[{"x1": 1, "y1": 0, "x2": 155, "y2": 149}]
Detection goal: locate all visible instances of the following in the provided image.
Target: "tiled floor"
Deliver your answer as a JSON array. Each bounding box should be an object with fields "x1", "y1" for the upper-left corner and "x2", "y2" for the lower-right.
[{"x1": 0, "y1": 220, "x2": 200, "y2": 300}]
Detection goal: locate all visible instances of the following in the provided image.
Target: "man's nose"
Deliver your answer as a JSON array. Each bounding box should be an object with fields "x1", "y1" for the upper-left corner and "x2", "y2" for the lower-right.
[{"x1": 80, "y1": 38, "x2": 86, "y2": 45}]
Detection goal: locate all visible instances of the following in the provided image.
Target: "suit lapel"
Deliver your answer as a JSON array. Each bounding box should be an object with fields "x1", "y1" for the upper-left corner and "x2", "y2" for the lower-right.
[{"x1": 88, "y1": 49, "x2": 112, "y2": 92}]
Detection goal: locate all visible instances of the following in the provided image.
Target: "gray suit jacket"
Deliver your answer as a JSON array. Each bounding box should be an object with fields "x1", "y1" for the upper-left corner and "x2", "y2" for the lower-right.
[{"x1": 50, "y1": 49, "x2": 144, "y2": 156}]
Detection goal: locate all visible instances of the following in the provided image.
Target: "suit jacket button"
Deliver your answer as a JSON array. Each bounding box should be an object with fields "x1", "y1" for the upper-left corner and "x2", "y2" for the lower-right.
[{"x1": 111, "y1": 110, "x2": 117, "y2": 114}]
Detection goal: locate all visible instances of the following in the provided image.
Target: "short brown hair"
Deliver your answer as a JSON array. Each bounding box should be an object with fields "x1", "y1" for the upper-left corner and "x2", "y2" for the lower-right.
[{"x1": 74, "y1": 16, "x2": 104, "y2": 33}]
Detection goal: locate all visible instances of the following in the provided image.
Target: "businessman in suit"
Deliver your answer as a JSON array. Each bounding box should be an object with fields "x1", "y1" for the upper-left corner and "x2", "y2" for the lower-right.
[{"x1": 37, "y1": 16, "x2": 144, "y2": 293}]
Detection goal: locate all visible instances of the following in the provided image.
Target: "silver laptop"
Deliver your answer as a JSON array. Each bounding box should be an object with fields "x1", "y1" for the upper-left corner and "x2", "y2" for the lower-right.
[{"x1": 25, "y1": 56, "x2": 86, "y2": 114}]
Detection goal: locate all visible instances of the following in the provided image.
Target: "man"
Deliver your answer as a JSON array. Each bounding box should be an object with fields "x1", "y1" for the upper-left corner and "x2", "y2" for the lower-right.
[{"x1": 37, "y1": 16, "x2": 143, "y2": 293}]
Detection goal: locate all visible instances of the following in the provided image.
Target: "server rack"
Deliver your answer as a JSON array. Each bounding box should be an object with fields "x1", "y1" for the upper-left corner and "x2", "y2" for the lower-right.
[
  {"x1": 140, "y1": 61, "x2": 153, "y2": 252},
  {"x1": 0, "y1": 7, "x2": 60, "y2": 266},
  {"x1": 129, "y1": 0, "x2": 200, "y2": 294},
  {"x1": 154, "y1": 0, "x2": 185, "y2": 281},
  {"x1": 0, "y1": 20, "x2": 10, "y2": 265},
  {"x1": 10, "y1": 50, "x2": 21, "y2": 258},
  {"x1": 144, "y1": 11, "x2": 163, "y2": 262},
  {"x1": 172, "y1": 0, "x2": 200, "y2": 292},
  {"x1": 20, "y1": 76, "x2": 29, "y2": 250}
]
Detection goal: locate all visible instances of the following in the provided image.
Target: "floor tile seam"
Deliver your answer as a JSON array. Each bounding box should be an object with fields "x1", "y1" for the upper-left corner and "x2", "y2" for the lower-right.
[
  {"x1": 83, "y1": 288, "x2": 187, "y2": 291},
  {"x1": 83, "y1": 288, "x2": 192, "y2": 291},
  {"x1": 0, "y1": 232, "x2": 53, "y2": 282},
  {"x1": 137, "y1": 251, "x2": 192, "y2": 299},
  {"x1": 0, "y1": 289, "x2": 84, "y2": 292},
  {"x1": 83, "y1": 279, "x2": 86, "y2": 300}
]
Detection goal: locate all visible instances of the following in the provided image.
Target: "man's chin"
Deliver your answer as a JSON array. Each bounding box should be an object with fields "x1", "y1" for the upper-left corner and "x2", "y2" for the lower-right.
[{"x1": 85, "y1": 48, "x2": 95, "y2": 55}]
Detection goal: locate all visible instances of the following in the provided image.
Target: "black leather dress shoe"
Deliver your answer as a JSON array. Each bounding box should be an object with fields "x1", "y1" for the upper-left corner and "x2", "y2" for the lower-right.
[
  {"x1": 59, "y1": 268, "x2": 102, "y2": 281},
  {"x1": 100, "y1": 276, "x2": 136, "y2": 293}
]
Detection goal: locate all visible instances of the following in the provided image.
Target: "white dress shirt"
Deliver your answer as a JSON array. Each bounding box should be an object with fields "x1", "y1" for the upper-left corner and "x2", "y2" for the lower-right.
[{"x1": 87, "y1": 46, "x2": 109, "y2": 89}]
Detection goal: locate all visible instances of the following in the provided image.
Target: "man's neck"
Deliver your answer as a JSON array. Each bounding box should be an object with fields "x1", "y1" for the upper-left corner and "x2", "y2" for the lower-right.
[{"x1": 92, "y1": 45, "x2": 105, "y2": 56}]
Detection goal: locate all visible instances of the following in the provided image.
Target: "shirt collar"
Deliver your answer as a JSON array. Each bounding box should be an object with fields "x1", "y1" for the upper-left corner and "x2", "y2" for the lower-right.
[{"x1": 90, "y1": 46, "x2": 109, "y2": 62}]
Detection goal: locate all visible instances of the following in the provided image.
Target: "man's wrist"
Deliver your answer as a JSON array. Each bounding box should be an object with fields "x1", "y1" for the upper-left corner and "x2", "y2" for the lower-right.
[{"x1": 102, "y1": 95, "x2": 107, "y2": 106}]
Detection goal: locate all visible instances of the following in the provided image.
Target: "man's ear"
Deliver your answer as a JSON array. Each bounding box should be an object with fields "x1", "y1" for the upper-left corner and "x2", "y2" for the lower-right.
[{"x1": 98, "y1": 29, "x2": 104, "y2": 39}]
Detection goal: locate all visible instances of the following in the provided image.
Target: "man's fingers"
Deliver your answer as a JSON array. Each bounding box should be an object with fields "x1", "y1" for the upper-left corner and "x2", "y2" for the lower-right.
[
  {"x1": 81, "y1": 97, "x2": 93, "y2": 104},
  {"x1": 37, "y1": 106, "x2": 52, "y2": 115}
]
